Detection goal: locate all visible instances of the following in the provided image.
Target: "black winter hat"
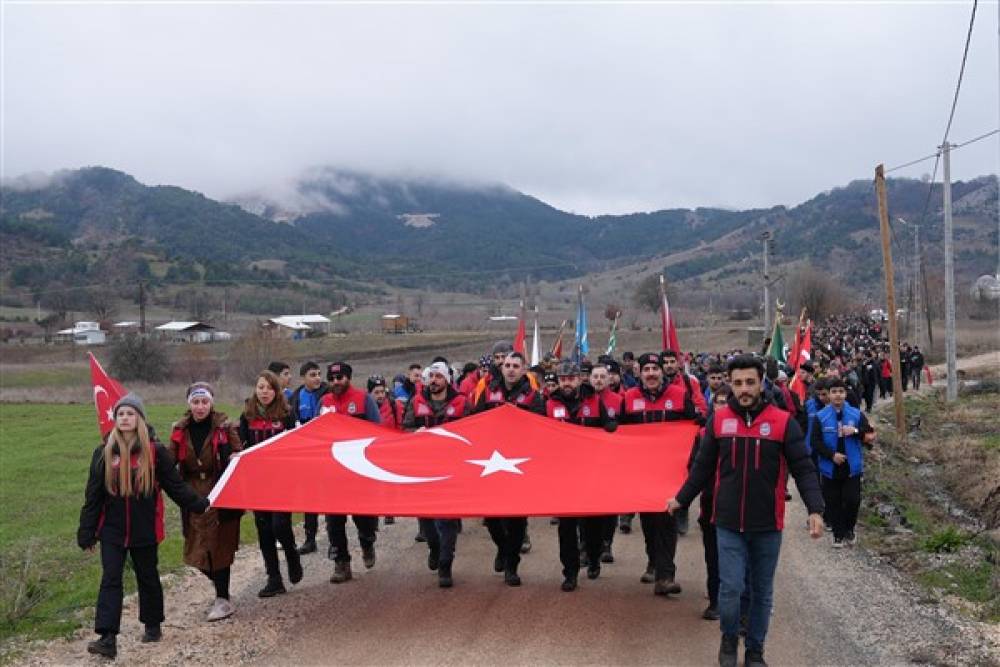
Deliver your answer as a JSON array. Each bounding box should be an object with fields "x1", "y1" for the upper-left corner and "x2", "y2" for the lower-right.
[
  {"x1": 327, "y1": 362, "x2": 353, "y2": 380},
  {"x1": 637, "y1": 353, "x2": 661, "y2": 369}
]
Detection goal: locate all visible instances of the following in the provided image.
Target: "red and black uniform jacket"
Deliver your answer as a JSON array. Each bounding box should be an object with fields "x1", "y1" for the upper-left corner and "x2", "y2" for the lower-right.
[
  {"x1": 402, "y1": 385, "x2": 468, "y2": 429},
  {"x1": 238, "y1": 412, "x2": 297, "y2": 450},
  {"x1": 599, "y1": 387, "x2": 624, "y2": 420},
  {"x1": 379, "y1": 398, "x2": 403, "y2": 430},
  {"x1": 472, "y1": 375, "x2": 545, "y2": 415},
  {"x1": 675, "y1": 396, "x2": 824, "y2": 533},
  {"x1": 620, "y1": 377, "x2": 698, "y2": 424},
  {"x1": 78, "y1": 437, "x2": 207, "y2": 549},
  {"x1": 545, "y1": 384, "x2": 617, "y2": 431},
  {"x1": 320, "y1": 386, "x2": 378, "y2": 421}
]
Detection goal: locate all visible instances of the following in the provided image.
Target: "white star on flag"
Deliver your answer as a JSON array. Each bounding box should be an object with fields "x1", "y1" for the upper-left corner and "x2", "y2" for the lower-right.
[{"x1": 465, "y1": 450, "x2": 530, "y2": 477}]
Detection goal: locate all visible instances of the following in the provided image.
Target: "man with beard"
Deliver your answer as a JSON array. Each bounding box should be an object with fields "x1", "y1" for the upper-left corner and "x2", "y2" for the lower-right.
[
  {"x1": 401, "y1": 362, "x2": 468, "y2": 587},
  {"x1": 472, "y1": 351, "x2": 544, "y2": 586},
  {"x1": 703, "y1": 364, "x2": 727, "y2": 406},
  {"x1": 545, "y1": 360, "x2": 617, "y2": 591},
  {"x1": 621, "y1": 352, "x2": 701, "y2": 597},
  {"x1": 669, "y1": 355, "x2": 824, "y2": 667},
  {"x1": 318, "y1": 362, "x2": 381, "y2": 584},
  {"x1": 660, "y1": 349, "x2": 708, "y2": 535}
]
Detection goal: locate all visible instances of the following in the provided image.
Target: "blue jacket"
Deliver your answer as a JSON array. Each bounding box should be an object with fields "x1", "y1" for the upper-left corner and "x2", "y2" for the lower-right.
[
  {"x1": 803, "y1": 397, "x2": 823, "y2": 454},
  {"x1": 813, "y1": 404, "x2": 864, "y2": 478}
]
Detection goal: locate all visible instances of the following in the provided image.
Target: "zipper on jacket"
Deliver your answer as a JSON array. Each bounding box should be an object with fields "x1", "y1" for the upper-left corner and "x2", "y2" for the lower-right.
[
  {"x1": 740, "y1": 437, "x2": 749, "y2": 532},
  {"x1": 755, "y1": 438, "x2": 761, "y2": 471}
]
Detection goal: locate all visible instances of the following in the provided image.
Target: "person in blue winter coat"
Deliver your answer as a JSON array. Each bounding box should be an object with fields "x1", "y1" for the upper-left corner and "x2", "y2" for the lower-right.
[{"x1": 810, "y1": 377, "x2": 875, "y2": 548}]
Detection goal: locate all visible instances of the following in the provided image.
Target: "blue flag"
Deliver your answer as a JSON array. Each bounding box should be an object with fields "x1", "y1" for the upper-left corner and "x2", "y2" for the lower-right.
[{"x1": 574, "y1": 286, "x2": 589, "y2": 361}]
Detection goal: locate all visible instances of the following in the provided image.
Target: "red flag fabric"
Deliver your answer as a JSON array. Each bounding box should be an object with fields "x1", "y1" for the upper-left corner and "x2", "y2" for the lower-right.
[
  {"x1": 788, "y1": 323, "x2": 813, "y2": 401},
  {"x1": 513, "y1": 303, "x2": 526, "y2": 355},
  {"x1": 660, "y1": 284, "x2": 681, "y2": 354},
  {"x1": 89, "y1": 352, "x2": 126, "y2": 437},
  {"x1": 550, "y1": 330, "x2": 563, "y2": 359},
  {"x1": 209, "y1": 404, "x2": 699, "y2": 517}
]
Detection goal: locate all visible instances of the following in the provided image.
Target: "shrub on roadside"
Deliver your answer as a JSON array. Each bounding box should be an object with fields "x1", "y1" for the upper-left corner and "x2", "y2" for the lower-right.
[
  {"x1": 109, "y1": 334, "x2": 170, "y2": 383},
  {"x1": 0, "y1": 544, "x2": 46, "y2": 631}
]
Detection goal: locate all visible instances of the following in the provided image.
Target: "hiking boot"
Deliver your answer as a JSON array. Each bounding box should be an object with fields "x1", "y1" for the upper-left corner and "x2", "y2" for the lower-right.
[
  {"x1": 493, "y1": 550, "x2": 504, "y2": 573},
  {"x1": 580, "y1": 550, "x2": 590, "y2": 567},
  {"x1": 504, "y1": 568, "x2": 521, "y2": 587},
  {"x1": 520, "y1": 533, "x2": 531, "y2": 554},
  {"x1": 207, "y1": 597, "x2": 235, "y2": 622},
  {"x1": 415, "y1": 528, "x2": 427, "y2": 543},
  {"x1": 702, "y1": 605, "x2": 720, "y2": 620},
  {"x1": 438, "y1": 561, "x2": 453, "y2": 588},
  {"x1": 327, "y1": 544, "x2": 338, "y2": 561},
  {"x1": 141, "y1": 624, "x2": 161, "y2": 643},
  {"x1": 428, "y1": 548, "x2": 440, "y2": 571},
  {"x1": 587, "y1": 564, "x2": 601, "y2": 580},
  {"x1": 745, "y1": 648, "x2": 768, "y2": 667},
  {"x1": 384, "y1": 516, "x2": 395, "y2": 525},
  {"x1": 718, "y1": 634, "x2": 739, "y2": 667},
  {"x1": 297, "y1": 537, "x2": 317, "y2": 555},
  {"x1": 561, "y1": 577, "x2": 578, "y2": 592},
  {"x1": 362, "y1": 544, "x2": 376, "y2": 569},
  {"x1": 87, "y1": 633, "x2": 116, "y2": 659},
  {"x1": 330, "y1": 561, "x2": 352, "y2": 584},
  {"x1": 833, "y1": 537, "x2": 844, "y2": 549},
  {"x1": 653, "y1": 578, "x2": 682, "y2": 596},
  {"x1": 600, "y1": 545, "x2": 614, "y2": 563},
  {"x1": 258, "y1": 577, "x2": 286, "y2": 597},
  {"x1": 640, "y1": 564, "x2": 656, "y2": 583},
  {"x1": 287, "y1": 552, "x2": 304, "y2": 584},
  {"x1": 846, "y1": 531, "x2": 858, "y2": 546}
]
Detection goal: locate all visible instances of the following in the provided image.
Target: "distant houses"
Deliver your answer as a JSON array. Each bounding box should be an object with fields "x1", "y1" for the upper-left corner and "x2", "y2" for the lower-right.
[
  {"x1": 155, "y1": 321, "x2": 231, "y2": 344},
  {"x1": 55, "y1": 321, "x2": 107, "y2": 346},
  {"x1": 265, "y1": 314, "x2": 332, "y2": 339}
]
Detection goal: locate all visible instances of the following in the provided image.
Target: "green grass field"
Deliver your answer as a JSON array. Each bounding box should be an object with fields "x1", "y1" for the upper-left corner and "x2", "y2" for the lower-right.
[{"x1": 0, "y1": 403, "x2": 257, "y2": 646}]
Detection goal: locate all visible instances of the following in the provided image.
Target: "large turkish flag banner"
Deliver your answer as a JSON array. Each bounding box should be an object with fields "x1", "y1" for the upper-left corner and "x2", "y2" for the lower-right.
[{"x1": 210, "y1": 404, "x2": 699, "y2": 517}]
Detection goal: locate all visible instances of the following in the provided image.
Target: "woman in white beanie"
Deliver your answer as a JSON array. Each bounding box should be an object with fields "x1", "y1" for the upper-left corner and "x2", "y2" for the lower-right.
[{"x1": 167, "y1": 382, "x2": 242, "y2": 621}]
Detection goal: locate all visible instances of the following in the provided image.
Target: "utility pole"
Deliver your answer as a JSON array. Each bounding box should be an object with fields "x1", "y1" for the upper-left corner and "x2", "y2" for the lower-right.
[
  {"x1": 138, "y1": 281, "x2": 147, "y2": 334},
  {"x1": 759, "y1": 231, "x2": 772, "y2": 333},
  {"x1": 875, "y1": 165, "x2": 907, "y2": 444},
  {"x1": 899, "y1": 217, "x2": 927, "y2": 350},
  {"x1": 941, "y1": 142, "x2": 957, "y2": 402}
]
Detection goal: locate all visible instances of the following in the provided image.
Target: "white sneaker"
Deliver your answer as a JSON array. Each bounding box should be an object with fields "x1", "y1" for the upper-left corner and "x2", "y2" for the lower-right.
[{"x1": 207, "y1": 597, "x2": 235, "y2": 621}]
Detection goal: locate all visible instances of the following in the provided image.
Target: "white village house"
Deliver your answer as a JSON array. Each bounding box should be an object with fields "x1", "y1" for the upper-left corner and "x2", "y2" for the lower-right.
[
  {"x1": 55, "y1": 321, "x2": 107, "y2": 346},
  {"x1": 155, "y1": 321, "x2": 231, "y2": 344},
  {"x1": 265, "y1": 314, "x2": 332, "y2": 339}
]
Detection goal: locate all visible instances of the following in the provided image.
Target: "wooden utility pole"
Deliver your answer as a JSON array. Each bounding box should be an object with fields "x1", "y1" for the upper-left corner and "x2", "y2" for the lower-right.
[
  {"x1": 138, "y1": 281, "x2": 147, "y2": 334},
  {"x1": 875, "y1": 165, "x2": 907, "y2": 444}
]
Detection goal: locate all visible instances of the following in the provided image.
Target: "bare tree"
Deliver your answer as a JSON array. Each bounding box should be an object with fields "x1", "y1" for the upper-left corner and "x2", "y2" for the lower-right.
[
  {"x1": 226, "y1": 327, "x2": 293, "y2": 385},
  {"x1": 788, "y1": 268, "x2": 850, "y2": 321},
  {"x1": 86, "y1": 289, "x2": 119, "y2": 322}
]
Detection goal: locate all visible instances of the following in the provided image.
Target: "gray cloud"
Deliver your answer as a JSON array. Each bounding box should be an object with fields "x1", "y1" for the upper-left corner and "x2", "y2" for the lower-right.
[{"x1": 2, "y1": 2, "x2": 997, "y2": 214}]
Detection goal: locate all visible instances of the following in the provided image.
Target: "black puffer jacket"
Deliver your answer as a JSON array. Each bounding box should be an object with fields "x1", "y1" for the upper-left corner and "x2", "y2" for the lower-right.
[{"x1": 78, "y1": 437, "x2": 208, "y2": 549}]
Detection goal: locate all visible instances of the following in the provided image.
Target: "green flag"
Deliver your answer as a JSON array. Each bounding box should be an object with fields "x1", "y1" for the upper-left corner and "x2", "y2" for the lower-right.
[
  {"x1": 605, "y1": 312, "x2": 620, "y2": 356},
  {"x1": 767, "y1": 319, "x2": 786, "y2": 363}
]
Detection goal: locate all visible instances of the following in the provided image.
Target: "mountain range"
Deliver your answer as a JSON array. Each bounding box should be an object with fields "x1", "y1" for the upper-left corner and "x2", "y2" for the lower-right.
[{"x1": 1, "y1": 166, "x2": 996, "y2": 308}]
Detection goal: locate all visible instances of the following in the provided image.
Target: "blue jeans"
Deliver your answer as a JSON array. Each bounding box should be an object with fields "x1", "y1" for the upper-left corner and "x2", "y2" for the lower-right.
[
  {"x1": 716, "y1": 526, "x2": 782, "y2": 653},
  {"x1": 418, "y1": 518, "x2": 459, "y2": 564}
]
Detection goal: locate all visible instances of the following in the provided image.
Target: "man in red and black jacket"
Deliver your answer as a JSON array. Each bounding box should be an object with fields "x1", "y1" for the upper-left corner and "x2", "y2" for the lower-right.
[
  {"x1": 620, "y1": 352, "x2": 700, "y2": 597},
  {"x1": 669, "y1": 355, "x2": 824, "y2": 667},
  {"x1": 318, "y1": 362, "x2": 381, "y2": 584},
  {"x1": 585, "y1": 360, "x2": 623, "y2": 564},
  {"x1": 401, "y1": 361, "x2": 467, "y2": 588},
  {"x1": 545, "y1": 360, "x2": 617, "y2": 592},
  {"x1": 472, "y1": 351, "x2": 544, "y2": 586}
]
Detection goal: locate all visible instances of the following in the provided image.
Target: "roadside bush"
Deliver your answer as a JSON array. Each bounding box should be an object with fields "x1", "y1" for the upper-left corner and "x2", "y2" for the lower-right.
[
  {"x1": 0, "y1": 544, "x2": 46, "y2": 630},
  {"x1": 109, "y1": 334, "x2": 171, "y2": 383},
  {"x1": 922, "y1": 526, "x2": 968, "y2": 553}
]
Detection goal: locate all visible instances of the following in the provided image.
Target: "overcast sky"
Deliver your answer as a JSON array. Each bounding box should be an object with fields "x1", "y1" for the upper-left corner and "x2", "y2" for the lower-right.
[{"x1": 2, "y1": 1, "x2": 998, "y2": 215}]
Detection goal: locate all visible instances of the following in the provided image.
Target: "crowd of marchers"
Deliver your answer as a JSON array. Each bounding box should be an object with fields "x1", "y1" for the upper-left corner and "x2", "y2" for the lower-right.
[{"x1": 79, "y1": 313, "x2": 912, "y2": 667}]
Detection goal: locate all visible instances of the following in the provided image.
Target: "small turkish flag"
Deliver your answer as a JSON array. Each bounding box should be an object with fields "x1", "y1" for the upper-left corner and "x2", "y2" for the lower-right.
[
  {"x1": 89, "y1": 352, "x2": 126, "y2": 437},
  {"x1": 209, "y1": 404, "x2": 700, "y2": 517}
]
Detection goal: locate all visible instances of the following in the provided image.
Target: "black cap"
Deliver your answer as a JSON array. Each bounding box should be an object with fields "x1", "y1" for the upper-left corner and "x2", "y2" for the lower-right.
[
  {"x1": 637, "y1": 353, "x2": 661, "y2": 369},
  {"x1": 605, "y1": 360, "x2": 622, "y2": 374},
  {"x1": 556, "y1": 359, "x2": 580, "y2": 376},
  {"x1": 327, "y1": 362, "x2": 353, "y2": 380}
]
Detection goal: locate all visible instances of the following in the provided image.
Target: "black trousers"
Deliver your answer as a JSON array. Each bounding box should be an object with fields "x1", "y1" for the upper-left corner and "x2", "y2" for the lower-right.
[
  {"x1": 639, "y1": 511, "x2": 678, "y2": 580},
  {"x1": 200, "y1": 567, "x2": 231, "y2": 600},
  {"x1": 911, "y1": 367, "x2": 923, "y2": 389},
  {"x1": 862, "y1": 388, "x2": 875, "y2": 413},
  {"x1": 879, "y1": 378, "x2": 892, "y2": 399},
  {"x1": 557, "y1": 517, "x2": 604, "y2": 578},
  {"x1": 95, "y1": 542, "x2": 162, "y2": 635},
  {"x1": 698, "y1": 491, "x2": 719, "y2": 607},
  {"x1": 254, "y1": 510, "x2": 298, "y2": 580},
  {"x1": 327, "y1": 515, "x2": 377, "y2": 563},
  {"x1": 600, "y1": 515, "x2": 617, "y2": 546},
  {"x1": 822, "y1": 475, "x2": 862, "y2": 540},
  {"x1": 303, "y1": 512, "x2": 320, "y2": 539},
  {"x1": 901, "y1": 367, "x2": 910, "y2": 391},
  {"x1": 485, "y1": 517, "x2": 527, "y2": 570}
]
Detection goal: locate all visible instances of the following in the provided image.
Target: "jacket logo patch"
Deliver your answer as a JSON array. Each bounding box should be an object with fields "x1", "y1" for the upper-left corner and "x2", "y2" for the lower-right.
[
  {"x1": 665, "y1": 399, "x2": 674, "y2": 410},
  {"x1": 446, "y1": 406, "x2": 455, "y2": 416},
  {"x1": 490, "y1": 391, "x2": 503, "y2": 402},
  {"x1": 759, "y1": 422, "x2": 771, "y2": 437},
  {"x1": 632, "y1": 399, "x2": 646, "y2": 411},
  {"x1": 553, "y1": 407, "x2": 566, "y2": 419},
  {"x1": 721, "y1": 418, "x2": 738, "y2": 435},
  {"x1": 582, "y1": 406, "x2": 591, "y2": 417},
  {"x1": 348, "y1": 402, "x2": 357, "y2": 414},
  {"x1": 607, "y1": 408, "x2": 616, "y2": 418},
  {"x1": 416, "y1": 405, "x2": 431, "y2": 416}
]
